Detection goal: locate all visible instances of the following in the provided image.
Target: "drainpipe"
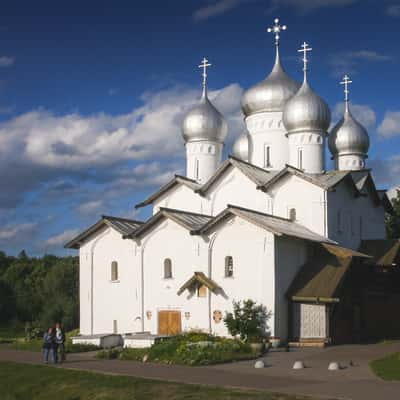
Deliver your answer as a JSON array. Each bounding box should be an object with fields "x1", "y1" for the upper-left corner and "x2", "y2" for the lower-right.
[
  {"x1": 140, "y1": 245, "x2": 145, "y2": 332},
  {"x1": 207, "y1": 233, "x2": 218, "y2": 334},
  {"x1": 324, "y1": 190, "x2": 328, "y2": 237}
]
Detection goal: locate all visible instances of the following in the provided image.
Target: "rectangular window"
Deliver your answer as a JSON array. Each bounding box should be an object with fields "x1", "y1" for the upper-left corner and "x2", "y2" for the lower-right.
[
  {"x1": 111, "y1": 261, "x2": 118, "y2": 281},
  {"x1": 225, "y1": 256, "x2": 234, "y2": 277},
  {"x1": 298, "y1": 149, "x2": 303, "y2": 170},
  {"x1": 264, "y1": 145, "x2": 271, "y2": 168},
  {"x1": 194, "y1": 159, "x2": 199, "y2": 180}
]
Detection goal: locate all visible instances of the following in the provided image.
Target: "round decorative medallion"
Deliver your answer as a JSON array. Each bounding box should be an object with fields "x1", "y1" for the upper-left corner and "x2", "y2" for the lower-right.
[{"x1": 213, "y1": 310, "x2": 222, "y2": 323}]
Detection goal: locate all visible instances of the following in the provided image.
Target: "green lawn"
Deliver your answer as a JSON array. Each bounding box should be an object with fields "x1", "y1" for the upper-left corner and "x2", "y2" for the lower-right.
[
  {"x1": 0, "y1": 361, "x2": 313, "y2": 400},
  {"x1": 370, "y1": 352, "x2": 400, "y2": 381}
]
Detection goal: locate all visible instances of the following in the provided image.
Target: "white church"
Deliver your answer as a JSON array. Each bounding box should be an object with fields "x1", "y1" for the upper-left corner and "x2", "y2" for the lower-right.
[{"x1": 66, "y1": 19, "x2": 399, "y2": 346}]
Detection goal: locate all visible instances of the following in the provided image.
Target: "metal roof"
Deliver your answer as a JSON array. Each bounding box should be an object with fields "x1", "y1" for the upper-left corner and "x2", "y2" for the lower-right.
[
  {"x1": 65, "y1": 216, "x2": 144, "y2": 249},
  {"x1": 126, "y1": 207, "x2": 213, "y2": 239},
  {"x1": 287, "y1": 243, "x2": 370, "y2": 303},
  {"x1": 359, "y1": 239, "x2": 400, "y2": 267},
  {"x1": 197, "y1": 156, "x2": 276, "y2": 195},
  {"x1": 135, "y1": 175, "x2": 201, "y2": 209},
  {"x1": 194, "y1": 204, "x2": 336, "y2": 244}
]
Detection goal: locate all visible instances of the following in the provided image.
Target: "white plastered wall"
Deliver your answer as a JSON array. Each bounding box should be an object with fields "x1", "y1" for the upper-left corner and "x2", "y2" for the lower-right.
[
  {"x1": 327, "y1": 180, "x2": 386, "y2": 249},
  {"x1": 204, "y1": 167, "x2": 269, "y2": 215},
  {"x1": 186, "y1": 141, "x2": 223, "y2": 183},
  {"x1": 139, "y1": 219, "x2": 210, "y2": 334},
  {"x1": 268, "y1": 174, "x2": 327, "y2": 236},
  {"x1": 245, "y1": 111, "x2": 289, "y2": 170},
  {"x1": 153, "y1": 184, "x2": 205, "y2": 215},
  {"x1": 274, "y1": 236, "x2": 308, "y2": 341},
  {"x1": 208, "y1": 216, "x2": 276, "y2": 337},
  {"x1": 79, "y1": 227, "x2": 141, "y2": 335}
]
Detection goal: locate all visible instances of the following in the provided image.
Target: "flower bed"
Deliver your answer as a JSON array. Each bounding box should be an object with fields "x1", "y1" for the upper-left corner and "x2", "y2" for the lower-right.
[{"x1": 97, "y1": 332, "x2": 262, "y2": 366}]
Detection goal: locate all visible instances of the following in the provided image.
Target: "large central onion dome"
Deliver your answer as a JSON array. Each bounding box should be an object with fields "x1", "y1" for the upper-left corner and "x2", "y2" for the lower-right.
[
  {"x1": 329, "y1": 104, "x2": 369, "y2": 158},
  {"x1": 241, "y1": 46, "x2": 300, "y2": 117},
  {"x1": 283, "y1": 79, "x2": 331, "y2": 134},
  {"x1": 182, "y1": 88, "x2": 228, "y2": 143},
  {"x1": 232, "y1": 131, "x2": 249, "y2": 161}
]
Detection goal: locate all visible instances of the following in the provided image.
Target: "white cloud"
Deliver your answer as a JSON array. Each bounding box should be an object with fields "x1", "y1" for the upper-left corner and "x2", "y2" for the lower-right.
[
  {"x1": 0, "y1": 83, "x2": 242, "y2": 171},
  {"x1": 0, "y1": 56, "x2": 15, "y2": 67},
  {"x1": 329, "y1": 50, "x2": 392, "y2": 76},
  {"x1": 0, "y1": 222, "x2": 38, "y2": 241},
  {"x1": 268, "y1": 0, "x2": 358, "y2": 14},
  {"x1": 193, "y1": 0, "x2": 247, "y2": 21},
  {"x1": 377, "y1": 111, "x2": 400, "y2": 138},
  {"x1": 77, "y1": 200, "x2": 105, "y2": 215},
  {"x1": 370, "y1": 155, "x2": 400, "y2": 189},
  {"x1": 386, "y1": 4, "x2": 400, "y2": 17},
  {"x1": 333, "y1": 102, "x2": 376, "y2": 129},
  {"x1": 45, "y1": 229, "x2": 80, "y2": 247}
]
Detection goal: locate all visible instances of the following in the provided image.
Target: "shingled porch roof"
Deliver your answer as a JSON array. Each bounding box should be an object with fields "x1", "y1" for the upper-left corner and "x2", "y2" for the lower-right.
[{"x1": 177, "y1": 272, "x2": 221, "y2": 295}]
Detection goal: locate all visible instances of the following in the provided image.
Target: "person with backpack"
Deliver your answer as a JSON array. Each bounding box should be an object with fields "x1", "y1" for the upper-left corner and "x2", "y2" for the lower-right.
[
  {"x1": 54, "y1": 322, "x2": 66, "y2": 363},
  {"x1": 43, "y1": 327, "x2": 56, "y2": 364}
]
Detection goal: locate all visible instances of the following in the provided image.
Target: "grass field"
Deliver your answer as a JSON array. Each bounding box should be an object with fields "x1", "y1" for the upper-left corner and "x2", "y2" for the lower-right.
[
  {"x1": 0, "y1": 361, "x2": 314, "y2": 400},
  {"x1": 370, "y1": 352, "x2": 400, "y2": 381}
]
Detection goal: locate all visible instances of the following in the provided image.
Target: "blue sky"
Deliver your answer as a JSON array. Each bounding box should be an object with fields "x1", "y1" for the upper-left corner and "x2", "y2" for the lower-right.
[{"x1": 0, "y1": 0, "x2": 400, "y2": 256}]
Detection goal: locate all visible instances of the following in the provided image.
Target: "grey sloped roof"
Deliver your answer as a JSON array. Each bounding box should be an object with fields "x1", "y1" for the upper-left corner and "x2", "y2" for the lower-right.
[
  {"x1": 126, "y1": 207, "x2": 213, "y2": 239},
  {"x1": 197, "y1": 156, "x2": 276, "y2": 195},
  {"x1": 65, "y1": 216, "x2": 144, "y2": 249},
  {"x1": 135, "y1": 175, "x2": 201, "y2": 209},
  {"x1": 194, "y1": 204, "x2": 336, "y2": 244},
  {"x1": 260, "y1": 166, "x2": 352, "y2": 192}
]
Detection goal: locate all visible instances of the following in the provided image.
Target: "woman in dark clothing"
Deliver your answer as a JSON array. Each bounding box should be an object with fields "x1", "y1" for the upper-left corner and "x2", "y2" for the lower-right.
[
  {"x1": 54, "y1": 322, "x2": 66, "y2": 363},
  {"x1": 43, "y1": 327, "x2": 56, "y2": 364}
]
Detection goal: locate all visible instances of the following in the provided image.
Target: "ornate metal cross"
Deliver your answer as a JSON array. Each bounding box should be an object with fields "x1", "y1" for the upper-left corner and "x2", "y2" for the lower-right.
[
  {"x1": 267, "y1": 18, "x2": 287, "y2": 46},
  {"x1": 198, "y1": 57, "x2": 212, "y2": 88},
  {"x1": 298, "y1": 41, "x2": 312, "y2": 74},
  {"x1": 340, "y1": 74, "x2": 352, "y2": 103}
]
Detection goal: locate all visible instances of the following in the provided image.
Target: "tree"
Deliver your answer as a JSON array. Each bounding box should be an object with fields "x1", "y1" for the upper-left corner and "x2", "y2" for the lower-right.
[
  {"x1": 386, "y1": 189, "x2": 400, "y2": 239},
  {"x1": 224, "y1": 299, "x2": 271, "y2": 342}
]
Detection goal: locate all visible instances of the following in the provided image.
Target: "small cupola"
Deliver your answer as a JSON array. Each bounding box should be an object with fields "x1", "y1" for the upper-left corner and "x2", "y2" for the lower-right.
[{"x1": 329, "y1": 75, "x2": 370, "y2": 170}]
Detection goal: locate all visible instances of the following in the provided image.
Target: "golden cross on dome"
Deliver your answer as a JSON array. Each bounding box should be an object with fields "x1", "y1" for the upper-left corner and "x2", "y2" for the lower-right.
[
  {"x1": 298, "y1": 41, "x2": 312, "y2": 79},
  {"x1": 267, "y1": 18, "x2": 287, "y2": 46},
  {"x1": 198, "y1": 57, "x2": 212, "y2": 89}
]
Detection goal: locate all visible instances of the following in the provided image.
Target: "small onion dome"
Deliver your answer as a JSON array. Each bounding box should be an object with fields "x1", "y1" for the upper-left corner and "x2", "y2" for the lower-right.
[
  {"x1": 182, "y1": 89, "x2": 228, "y2": 144},
  {"x1": 328, "y1": 107, "x2": 369, "y2": 157},
  {"x1": 283, "y1": 80, "x2": 331, "y2": 134},
  {"x1": 241, "y1": 47, "x2": 300, "y2": 117},
  {"x1": 232, "y1": 131, "x2": 249, "y2": 161}
]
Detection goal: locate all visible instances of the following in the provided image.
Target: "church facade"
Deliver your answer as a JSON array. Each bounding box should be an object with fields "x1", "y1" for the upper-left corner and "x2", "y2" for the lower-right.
[{"x1": 66, "y1": 19, "x2": 398, "y2": 346}]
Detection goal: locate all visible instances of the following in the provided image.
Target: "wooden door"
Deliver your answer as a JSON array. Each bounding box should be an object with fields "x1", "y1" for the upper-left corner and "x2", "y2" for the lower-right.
[{"x1": 158, "y1": 311, "x2": 181, "y2": 335}]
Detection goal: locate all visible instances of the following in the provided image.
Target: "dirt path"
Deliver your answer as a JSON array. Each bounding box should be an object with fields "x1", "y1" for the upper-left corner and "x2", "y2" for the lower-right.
[{"x1": 1, "y1": 342, "x2": 400, "y2": 400}]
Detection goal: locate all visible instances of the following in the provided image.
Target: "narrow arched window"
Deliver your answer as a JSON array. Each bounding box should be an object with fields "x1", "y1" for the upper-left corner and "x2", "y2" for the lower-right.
[
  {"x1": 225, "y1": 256, "x2": 234, "y2": 277},
  {"x1": 289, "y1": 208, "x2": 296, "y2": 221},
  {"x1": 164, "y1": 258, "x2": 172, "y2": 279},
  {"x1": 111, "y1": 261, "x2": 118, "y2": 281}
]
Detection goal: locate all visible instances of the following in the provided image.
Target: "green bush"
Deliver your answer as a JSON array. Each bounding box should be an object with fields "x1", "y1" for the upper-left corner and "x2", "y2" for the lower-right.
[
  {"x1": 224, "y1": 299, "x2": 271, "y2": 342},
  {"x1": 96, "y1": 348, "x2": 121, "y2": 359}
]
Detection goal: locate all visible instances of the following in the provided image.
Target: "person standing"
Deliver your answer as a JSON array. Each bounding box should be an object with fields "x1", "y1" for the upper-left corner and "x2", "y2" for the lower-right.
[
  {"x1": 55, "y1": 322, "x2": 66, "y2": 363},
  {"x1": 43, "y1": 327, "x2": 56, "y2": 364}
]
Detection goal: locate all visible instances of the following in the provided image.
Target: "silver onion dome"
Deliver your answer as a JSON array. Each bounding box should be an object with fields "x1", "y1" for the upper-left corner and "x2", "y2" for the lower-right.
[
  {"x1": 182, "y1": 58, "x2": 228, "y2": 144},
  {"x1": 282, "y1": 80, "x2": 331, "y2": 133},
  {"x1": 232, "y1": 131, "x2": 249, "y2": 161},
  {"x1": 241, "y1": 46, "x2": 300, "y2": 117},
  {"x1": 182, "y1": 92, "x2": 228, "y2": 143},
  {"x1": 328, "y1": 108, "x2": 369, "y2": 157}
]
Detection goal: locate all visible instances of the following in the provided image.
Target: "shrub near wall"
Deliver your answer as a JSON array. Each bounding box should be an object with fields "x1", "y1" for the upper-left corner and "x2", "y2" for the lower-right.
[{"x1": 97, "y1": 332, "x2": 261, "y2": 366}]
